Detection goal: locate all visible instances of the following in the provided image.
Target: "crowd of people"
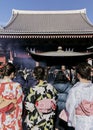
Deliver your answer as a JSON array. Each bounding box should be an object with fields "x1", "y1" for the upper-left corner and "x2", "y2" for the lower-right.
[{"x1": 0, "y1": 61, "x2": 93, "y2": 130}]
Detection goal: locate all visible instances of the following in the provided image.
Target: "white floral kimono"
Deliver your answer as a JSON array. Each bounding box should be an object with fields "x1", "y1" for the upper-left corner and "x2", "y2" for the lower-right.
[
  {"x1": 24, "y1": 80, "x2": 57, "y2": 130},
  {"x1": 66, "y1": 81, "x2": 93, "y2": 130}
]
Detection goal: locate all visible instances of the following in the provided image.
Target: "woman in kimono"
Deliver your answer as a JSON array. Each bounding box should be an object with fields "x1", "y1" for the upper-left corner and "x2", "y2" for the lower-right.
[
  {"x1": 66, "y1": 62, "x2": 93, "y2": 130},
  {"x1": 24, "y1": 66, "x2": 57, "y2": 130},
  {"x1": 0, "y1": 62, "x2": 24, "y2": 130}
]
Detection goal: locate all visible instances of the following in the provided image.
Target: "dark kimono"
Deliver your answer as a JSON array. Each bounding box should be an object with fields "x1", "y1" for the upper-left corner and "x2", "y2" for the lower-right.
[{"x1": 24, "y1": 80, "x2": 57, "y2": 130}]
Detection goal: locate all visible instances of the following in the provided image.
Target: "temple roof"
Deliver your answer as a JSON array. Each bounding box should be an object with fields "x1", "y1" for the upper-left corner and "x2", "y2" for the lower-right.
[{"x1": 0, "y1": 8, "x2": 93, "y2": 38}]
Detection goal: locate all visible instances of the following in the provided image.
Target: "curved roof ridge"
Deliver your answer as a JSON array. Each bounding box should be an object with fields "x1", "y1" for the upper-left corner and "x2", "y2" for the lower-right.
[
  {"x1": 12, "y1": 8, "x2": 86, "y2": 15},
  {"x1": 4, "y1": 12, "x2": 18, "y2": 28},
  {"x1": 2, "y1": 8, "x2": 93, "y2": 36},
  {"x1": 80, "y1": 11, "x2": 93, "y2": 27}
]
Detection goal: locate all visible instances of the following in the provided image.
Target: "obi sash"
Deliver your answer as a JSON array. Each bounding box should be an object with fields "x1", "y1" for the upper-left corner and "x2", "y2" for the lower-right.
[
  {"x1": 0, "y1": 96, "x2": 16, "y2": 114},
  {"x1": 35, "y1": 98, "x2": 56, "y2": 113},
  {"x1": 0, "y1": 102, "x2": 15, "y2": 113},
  {"x1": 75, "y1": 100, "x2": 93, "y2": 116}
]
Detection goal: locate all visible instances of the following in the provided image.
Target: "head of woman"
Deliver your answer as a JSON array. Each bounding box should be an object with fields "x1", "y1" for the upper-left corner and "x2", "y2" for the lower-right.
[
  {"x1": 76, "y1": 62, "x2": 92, "y2": 80},
  {"x1": 54, "y1": 70, "x2": 69, "y2": 83},
  {"x1": 1, "y1": 62, "x2": 16, "y2": 79},
  {"x1": 33, "y1": 66, "x2": 45, "y2": 80}
]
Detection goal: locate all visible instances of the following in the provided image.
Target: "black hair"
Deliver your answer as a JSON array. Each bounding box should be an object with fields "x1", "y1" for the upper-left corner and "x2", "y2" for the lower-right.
[
  {"x1": 33, "y1": 66, "x2": 45, "y2": 80},
  {"x1": 76, "y1": 62, "x2": 92, "y2": 80},
  {"x1": 1, "y1": 62, "x2": 16, "y2": 76},
  {"x1": 54, "y1": 70, "x2": 69, "y2": 83}
]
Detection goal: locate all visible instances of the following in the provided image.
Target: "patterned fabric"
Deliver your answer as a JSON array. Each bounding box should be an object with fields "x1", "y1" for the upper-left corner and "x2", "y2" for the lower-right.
[
  {"x1": 35, "y1": 98, "x2": 56, "y2": 113},
  {"x1": 66, "y1": 81, "x2": 93, "y2": 130},
  {"x1": 0, "y1": 79, "x2": 24, "y2": 130},
  {"x1": 24, "y1": 80, "x2": 57, "y2": 130}
]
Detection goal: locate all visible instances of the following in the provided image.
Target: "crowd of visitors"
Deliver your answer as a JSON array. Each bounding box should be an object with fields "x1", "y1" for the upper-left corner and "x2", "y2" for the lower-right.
[{"x1": 0, "y1": 61, "x2": 93, "y2": 130}]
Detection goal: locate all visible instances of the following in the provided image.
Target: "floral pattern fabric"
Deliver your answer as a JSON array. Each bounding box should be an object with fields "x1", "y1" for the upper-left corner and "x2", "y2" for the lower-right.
[
  {"x1": 24, "y1": 80, "x2": 57, "y2": 130},
  {"x1": 0, "y1": 79, "x2": 24, "y2": 130}
]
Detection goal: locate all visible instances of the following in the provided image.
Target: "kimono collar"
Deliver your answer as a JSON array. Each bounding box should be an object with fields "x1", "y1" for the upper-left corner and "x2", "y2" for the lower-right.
[{"x1": 37, "y1": 80, "x2": 47, "y2": 87}]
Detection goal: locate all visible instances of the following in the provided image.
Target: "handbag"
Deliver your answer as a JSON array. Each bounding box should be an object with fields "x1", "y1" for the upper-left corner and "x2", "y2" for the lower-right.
[{"x1": 59, "y1": 109, "x2": 68, "y2": 122}]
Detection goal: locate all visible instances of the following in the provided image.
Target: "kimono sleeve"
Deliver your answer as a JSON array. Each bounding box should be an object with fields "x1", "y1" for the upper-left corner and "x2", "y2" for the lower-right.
[
  {"x1": 66, "y1": 88, "x2": 76, "y2": 127},
  {"x1": 16, "y1": 83, "x2": 24, "y2": 118},
  {"x1": 25, "y1": 87, "x2": 43, "y2": 117},
  {"x1": 24, "y1": 87, "x2": 46, "y2": 129}
]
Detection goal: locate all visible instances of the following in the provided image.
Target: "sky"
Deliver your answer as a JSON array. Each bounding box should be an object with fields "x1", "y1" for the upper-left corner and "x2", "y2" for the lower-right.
[{"x1": 0, "y1": 0, "x2": 93, "y2": 26}]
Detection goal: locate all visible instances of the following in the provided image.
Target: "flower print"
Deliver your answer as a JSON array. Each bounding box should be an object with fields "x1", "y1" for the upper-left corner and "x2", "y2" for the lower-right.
[
  {"x1": 47, "y1": 84, "x2": 53, "y2": 91},
  {"x1": 37, "y1": 87, "x2": 45, "y2": 95}
]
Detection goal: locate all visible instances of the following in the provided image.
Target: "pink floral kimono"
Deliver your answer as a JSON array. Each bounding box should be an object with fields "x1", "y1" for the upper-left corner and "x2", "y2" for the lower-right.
[{"x1": 0, "y1": 79, "x2": 24, "y2": 130}]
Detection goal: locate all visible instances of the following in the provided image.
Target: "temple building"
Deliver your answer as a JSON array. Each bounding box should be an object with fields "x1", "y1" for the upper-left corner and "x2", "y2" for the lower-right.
[{"x1": 0, "y1": 8, "x2": 93, "y2": 67}]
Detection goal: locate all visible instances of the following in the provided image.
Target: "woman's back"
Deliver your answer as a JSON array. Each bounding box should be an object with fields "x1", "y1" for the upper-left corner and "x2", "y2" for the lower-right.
[
  {"x1": 66, "y1": 62, "x2": 93, "y2": 130},
  {"x1": 24, "y1": 66, "x2": 57, "y2": 130},
  {"x1": 53, "y1": 71, "x2": 72, "y2": 130},
  {"x1": 53, "y1": 71, "x2": 72, "y2": 109},
  {"x1": 0, "y1": 63, "x2": 23, "y2": 130}
]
